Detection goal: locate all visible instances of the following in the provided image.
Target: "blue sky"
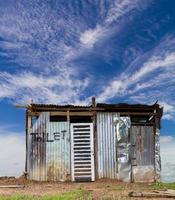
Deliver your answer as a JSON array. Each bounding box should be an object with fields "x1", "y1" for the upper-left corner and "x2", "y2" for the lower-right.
[{"x1": 0, "y1": 0, "x2": 175, "y2": 182}]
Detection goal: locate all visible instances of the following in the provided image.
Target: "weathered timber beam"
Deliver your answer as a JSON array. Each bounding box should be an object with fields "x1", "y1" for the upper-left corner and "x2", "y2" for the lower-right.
[
  {"x1": 29, "y1": 107, "x2": 104, "y2": 111},
  {"x1": 0, "y1": 185, "x2": 25, "y2": 188},
  {"x1": 120, "y1": 112, "x2": 156, "y2": 116},
  {"x1": 28, "y1": 111, "x2": 157, "y2": 117},
  {"x1": 129, "y1": 190, "x2": 175, "y2": 198},
  {"x1": 29, "y1": 111, "x2": 94, "y2": 116}
]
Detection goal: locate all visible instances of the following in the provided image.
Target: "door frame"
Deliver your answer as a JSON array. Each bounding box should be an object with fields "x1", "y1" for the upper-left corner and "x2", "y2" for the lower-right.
[{"x1": 70, "y1": 123, "x2": 95, "y2": 181}]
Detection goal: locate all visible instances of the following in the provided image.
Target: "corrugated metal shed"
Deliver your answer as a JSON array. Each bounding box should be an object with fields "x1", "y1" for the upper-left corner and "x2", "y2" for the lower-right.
[
  {"x1": 26, "y1": 100, "x2": 163, "y2": 183},
  {"x1": 96, "y1": 112, "x2": 118, "y2": 179}
]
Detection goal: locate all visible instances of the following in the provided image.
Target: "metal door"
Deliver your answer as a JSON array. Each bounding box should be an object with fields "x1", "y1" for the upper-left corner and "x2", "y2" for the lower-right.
[
  {"x1": 130, "y1": 126, "x2": 155, "y2": 182},
  {"x1": 71, "y1": 123, "x2": 95, "y2": 182}
]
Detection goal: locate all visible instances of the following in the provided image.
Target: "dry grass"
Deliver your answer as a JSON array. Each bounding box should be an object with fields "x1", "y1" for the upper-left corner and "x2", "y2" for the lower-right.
[{"x1": 0, "y1": 179, "x2": 174, "y2": 200}]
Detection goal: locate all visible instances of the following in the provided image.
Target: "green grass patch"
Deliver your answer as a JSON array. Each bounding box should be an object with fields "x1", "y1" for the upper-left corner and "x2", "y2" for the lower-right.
[
  {"x1": 132, "y1": 182, "x2": 175, "y2": 191},
  {"x1": 152, "y1": 182, "x2": 175, "y2": 190},
  {"x1": 0, "y1": 189, "x2": 92, "y2": 200}
]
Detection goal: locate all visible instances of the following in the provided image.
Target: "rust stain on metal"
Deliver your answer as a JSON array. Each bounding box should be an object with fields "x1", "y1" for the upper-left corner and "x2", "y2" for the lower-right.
[{"x1": 47, "y1": 163, "x2": 70, "y2": 181}]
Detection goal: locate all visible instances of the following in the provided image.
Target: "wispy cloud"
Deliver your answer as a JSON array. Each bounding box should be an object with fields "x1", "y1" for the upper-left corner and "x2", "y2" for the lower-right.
[
  {"x1": 105, "y1": 0, "x2": 140, "y2": 24},
  {"x1": 0, "y1": 0, "x2": 174, "y2": 117},
  {"x1": 80, "y1": 25, "x2": 107, "y2": 48},
  {"x1": 79, "y1": 0, "x2": 149, "y2": 47},
  {"x1": 0, "y1": 0, "x2": 147, "y2": 68},
  {"x1": 0, "y1": 69, "x2": 89, "y2": 104},
  {"x1": 159, "y1": 102, "x2": 175, "y2": 120},
  {"x1": 0, "y1": 0, "x2": 151, "y2": 104},
  {"x1": 0, "y1": 0, "x2": 96, "y2": 103},
  {"x1": 96, "y1": 34, "x2": 175, "y2": 120}
]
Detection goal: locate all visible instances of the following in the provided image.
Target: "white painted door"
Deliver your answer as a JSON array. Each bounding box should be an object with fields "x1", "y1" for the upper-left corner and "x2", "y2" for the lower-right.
[{"x1": 71, "y1": 123, "x2": 95, "y2": 182}]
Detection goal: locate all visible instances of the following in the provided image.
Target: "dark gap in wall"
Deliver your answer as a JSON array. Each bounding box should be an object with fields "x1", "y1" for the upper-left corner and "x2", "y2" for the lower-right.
[
  {"x1": 50, "y1": 115, "x2": 67, "y2": 122},
  {"x1": 70, "y1": 116, "x2": 92, "y2": 123}
]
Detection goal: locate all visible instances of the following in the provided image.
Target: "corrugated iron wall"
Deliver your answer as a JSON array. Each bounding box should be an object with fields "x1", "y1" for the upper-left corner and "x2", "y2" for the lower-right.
[
  {"x1": 28, "y1": 113, "x2": 70, "y2": 181},
  {"x1": 28, "y1": 112, "x2": 49, "y2": 181},
  {"x1": 155, "y1": 127, "x2": 161, "y2": 181},
  {"x1": 96, "y1": 112, "x2": 119, "y2": 179},
  {"x1": 46, "y1": 122, "x2": 70, "y2": 181},
  {"x1": 96, "y1": 116, "x2": 156, "y2": 182},
  {"x1": 27, "y1": 112, "x2": 157, "y2": 183},
  {"x1": 114, "y1": 116, "x2": 131, "y2": 182}
]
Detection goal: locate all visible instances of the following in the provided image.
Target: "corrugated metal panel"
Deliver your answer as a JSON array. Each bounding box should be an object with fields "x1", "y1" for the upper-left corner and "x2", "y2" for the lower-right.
[
  {"x1": 114, "y1": 116, "x2": 131, "y2": 182},
  {"x1": 30, "y1": 103, "x2": 91, "y2": 109},
  {"x1": 46, "y1": 122, "x2": 70, "y2": 181},
  {"x1": 130, "y1": 126, "x2": 155, "y2": 182},
  {"x1": 155, "y1": 128, "x2": 161, "y2": 181},
  {"x1": 28, "y1": 112, "x2": 49, "y2": 181},
  {"x1": 28, "y1": 112, "x2": 71, "y2": 181},
  {"x1": 96, "y1": 112, "x2": 119, "y2": 179}
]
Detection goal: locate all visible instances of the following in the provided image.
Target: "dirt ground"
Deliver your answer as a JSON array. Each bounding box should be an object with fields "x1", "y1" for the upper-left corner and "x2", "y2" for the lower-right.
[{"x1": 0, "y1": 177, "x2": 173, "y2": 199}]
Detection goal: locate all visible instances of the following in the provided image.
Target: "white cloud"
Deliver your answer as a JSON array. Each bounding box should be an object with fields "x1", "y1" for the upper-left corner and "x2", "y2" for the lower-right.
[
  {"x1": 0, "y1": 125, "x2": 25, "y2": 177},
  {"x1": 0, "y1": 69, "x2": 90, "y2": 104},
  {"x1": 0, "y1": 1, "x2": 88, "y2": 70},
  {"x1": 160, "y1": 102, "x2": 174, "y2": 113},
  {"x1": 0, "y1": 0, "x2": 152, "y2": 104},
  {"x1": 80, "y1": 0, "x2": 146, "y2": 47},
  {"x1": 129, "y1": 52, "x2": 175, "y2": 82},
  {"x1": 96, "y1": 35, "x2": 175, "y2": 121},
  {"x1": 0, "y1": 1, "x2": 100, "y2": 104},
  {"x1": 80, "y1": 25, "x2": 106, "y2": 47},
  {"x1": 163, "y1": 114, "x2": 174, "y2": 120},
  {"x1": 160, "y1": 136, "x2": 174, "y2": 143},
  {"x1": 159, "y1": 102, "x2": 175, "y2": 120},
  {"x1": 98, "y1": 51, "x2": 175, "y2": 103},
  {"x1": 160, "y1": 136, "x2": 175, "y2": 182},
  {"x1": 105, "y1": 0, "x2": 140, "y2": 24}
]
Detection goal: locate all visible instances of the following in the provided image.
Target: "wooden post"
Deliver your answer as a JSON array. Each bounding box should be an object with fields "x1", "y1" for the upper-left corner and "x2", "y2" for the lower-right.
[
  {"x1": 25, "y1": 109, "x2": 32, "y2": 177},
  {"x1": 67, "y1": 110, "x2": 70, "y2": 122},
  {"x1": 92, "y1": 97, "x2": 96, "y2": 108},
  {"x1": 67, "y1": 110, "x2": 71, "y2": 181},
  {"x1": 91, "y1": 97, "x2": 98, "y2": 179}
]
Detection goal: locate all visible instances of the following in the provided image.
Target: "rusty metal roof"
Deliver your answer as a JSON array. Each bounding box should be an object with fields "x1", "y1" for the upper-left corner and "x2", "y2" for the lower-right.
[
  {"x1": 30, "y1": 102, "x2": 160, "y2": 108},
  {"x1": 29, "y1": 102, "x2": 163, "y2": 114},
  {"x1": 30, "y1": 103, "x2": 91, "y2": 108},
  {"x1": 29, "y1": 103, "x2": 93, "y2": 112},
  {"x1": 96, "y1": 103, "x2": 161, "y2": 110}
]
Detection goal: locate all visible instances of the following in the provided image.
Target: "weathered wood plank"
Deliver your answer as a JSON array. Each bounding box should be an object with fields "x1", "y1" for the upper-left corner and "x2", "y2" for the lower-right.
[
  {"x1": 129, "y1": 190, "x2": 175, "y2": 198},
  {"x1": 0, "y1": 185, "x2": 25, "y2": 189}
]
